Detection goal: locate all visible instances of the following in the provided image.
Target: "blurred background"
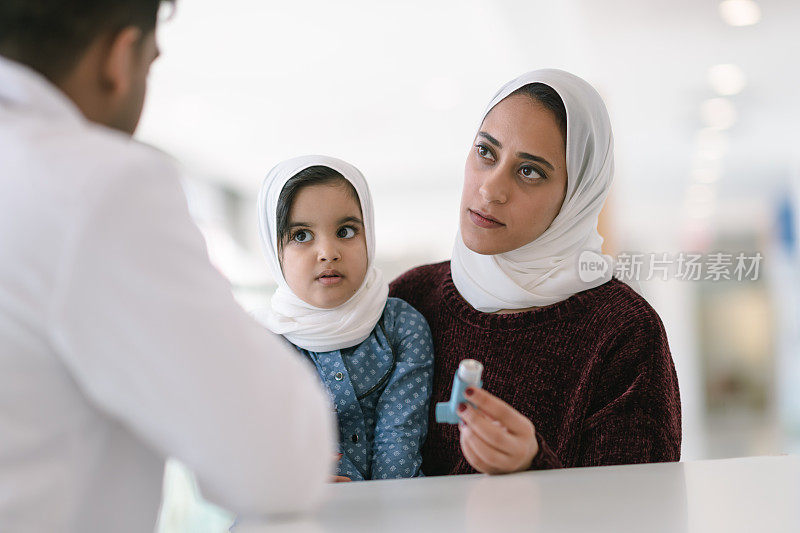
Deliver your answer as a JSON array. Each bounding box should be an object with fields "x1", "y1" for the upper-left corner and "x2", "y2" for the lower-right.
[{"x1": 137, "y1": 1, "x2": 800, "y2": 530}]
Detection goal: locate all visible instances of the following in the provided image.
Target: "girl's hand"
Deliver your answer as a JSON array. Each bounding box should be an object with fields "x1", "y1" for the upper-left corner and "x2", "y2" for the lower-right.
[
  {"x1": 330, "y1": 453, "x2": 351, "y2": 482},
  {"x1": 457, "y1": 387, "x2": 539, "y2": 474}
]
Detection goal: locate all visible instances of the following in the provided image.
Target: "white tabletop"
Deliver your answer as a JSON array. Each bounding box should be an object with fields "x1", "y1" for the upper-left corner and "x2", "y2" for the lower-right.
[{"x1": 236, "y1": 455, "x2": 800, "y2": 533}]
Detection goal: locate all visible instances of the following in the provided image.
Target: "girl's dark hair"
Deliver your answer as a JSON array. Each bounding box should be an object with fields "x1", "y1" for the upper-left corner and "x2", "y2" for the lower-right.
[
  {"x1": 509, "y1": 82, "x2": 568, "y2": 143},
  {"x1": 276, "y1": 165, "x2": 360, "y2": 249}
]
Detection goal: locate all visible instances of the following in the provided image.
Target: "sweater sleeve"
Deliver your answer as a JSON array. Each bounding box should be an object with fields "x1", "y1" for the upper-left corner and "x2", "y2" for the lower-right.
[
  {"x1": 528, "y1": 432, "x2": 564, "y2": 469},
  {"x1": 371, "y1": 300, "x2": 434, "y2": 479},
  {"x1": 529, "y1": 310, "x2": 681, "y2": 471}
]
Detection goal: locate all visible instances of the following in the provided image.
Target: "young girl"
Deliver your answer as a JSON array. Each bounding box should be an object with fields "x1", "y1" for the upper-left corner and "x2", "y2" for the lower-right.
[{"x1": 255, "y1": 155, "x2": 434, "y2": 481}]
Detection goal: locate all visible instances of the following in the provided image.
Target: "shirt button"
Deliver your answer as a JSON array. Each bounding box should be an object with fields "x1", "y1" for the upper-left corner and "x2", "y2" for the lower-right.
[
  {"x1": 334, "y1": 372, "x2": 344, "y2": 381},
  {"x1": 350, "y1": 434, "x2": 359, "y2": 443}
]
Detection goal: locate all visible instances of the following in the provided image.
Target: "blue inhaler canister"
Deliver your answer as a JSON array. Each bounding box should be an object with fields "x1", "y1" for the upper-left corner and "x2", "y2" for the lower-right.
[{"x1": 435, "y1": 359, "x2": 484, "y2": 424}]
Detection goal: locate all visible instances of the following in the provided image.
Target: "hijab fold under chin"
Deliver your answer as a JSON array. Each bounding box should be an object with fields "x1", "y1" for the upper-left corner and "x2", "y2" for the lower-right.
[
  {"x1": 451, "y1": 69, "x2": 615, "y2": 313},
  {"x1": 254, "y1": 155, "x2": 388, "y2": 352}
]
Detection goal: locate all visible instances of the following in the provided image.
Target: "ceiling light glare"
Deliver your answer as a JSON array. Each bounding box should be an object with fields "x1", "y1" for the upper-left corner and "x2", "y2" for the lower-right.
[
  {"x1": 701, "y1": 98, "x2": 737, "y2": 130},
  {"x1": 708, "y1": 64, "x2": 747, "y2": 95},
  {"x1": 719, "y1": 0, "x2": 761, "y2": 27}
]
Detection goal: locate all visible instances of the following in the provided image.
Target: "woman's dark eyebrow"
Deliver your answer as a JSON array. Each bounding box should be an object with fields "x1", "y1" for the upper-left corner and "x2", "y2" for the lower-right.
[
  {"x1": 479, "y1": 131, "x2": 555, "y2": 171},
  {"x1": 517, "y1": 152, "x2": 555, "y2": 171},
  {"x1": 288, "y1": 222, "x2": 311, "y2": 229},
  {"x1": 478, "y1": 131, "x2": 502, "y2": 147},
  {"x1": 338, "y1": 216, "x2": 363, "y2": 226}
]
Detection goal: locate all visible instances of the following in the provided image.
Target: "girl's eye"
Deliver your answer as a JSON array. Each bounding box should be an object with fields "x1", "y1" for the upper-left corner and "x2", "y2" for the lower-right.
[
  {"x1": 337, "y1": 226, "x2": 356, "y2": 239},
  {"x1": 519, "y1": 166, "x2": 545, "y2": 181},
  {"x1": 292, "y1": 230, "x2": 313, "y2": 243},
  {"x1": 475, "y1": 144, "x2": 495, "y2": 162}
]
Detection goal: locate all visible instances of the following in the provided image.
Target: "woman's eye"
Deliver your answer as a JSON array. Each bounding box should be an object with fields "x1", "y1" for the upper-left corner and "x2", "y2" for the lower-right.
[
  {"x1": 520, "y1": 166, "x2": 544, "y2": 180},
  {"x1": 337, "y1": 226, "x2": 356, "y2": 239},
  {"x1": 475, "y1": 144, "x2": 494, "y2": 161},
  {"x1": 293, "y1": 230, "x2": 312, "y2": 243}
]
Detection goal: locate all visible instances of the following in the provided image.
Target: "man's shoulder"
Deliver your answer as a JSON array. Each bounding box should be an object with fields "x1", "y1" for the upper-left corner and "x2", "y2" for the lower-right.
[
  {"x1": 71, "y1": 125, "x2": 178, "y2": 185},
  {"x1": 6, "y1": 113, "x2": 178, "y2": 190},
  {"x1": 0, "y1": 116, "x2": 183, "y2": 245}
]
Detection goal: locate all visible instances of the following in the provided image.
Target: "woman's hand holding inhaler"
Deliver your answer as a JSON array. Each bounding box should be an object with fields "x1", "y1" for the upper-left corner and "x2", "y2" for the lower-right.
[{"x1": 457, "y1": 387, "x2": 539, "y2": 474}]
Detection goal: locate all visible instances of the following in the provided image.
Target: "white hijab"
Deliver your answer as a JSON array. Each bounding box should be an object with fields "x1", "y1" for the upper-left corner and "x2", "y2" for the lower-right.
[
  {"x1": 255, "y1": 155, "x2": 388, "y2": 352},
  {"x1": 451, "y1": 69, "x2": 615, "y2": 312}
]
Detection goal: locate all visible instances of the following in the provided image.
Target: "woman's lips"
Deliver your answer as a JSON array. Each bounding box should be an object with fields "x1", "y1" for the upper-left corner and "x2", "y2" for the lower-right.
[{"x1": 468, "y1": 209, "x2": 505, "y2": 229}]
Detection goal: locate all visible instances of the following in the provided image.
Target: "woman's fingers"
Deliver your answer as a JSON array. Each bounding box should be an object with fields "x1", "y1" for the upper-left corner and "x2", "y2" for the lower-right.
[
  {"x1": 459, "y1": 422, "x2": 515, "y2": 474},
  {"x1": 465, "y1": 387, "x2": 531, "y2": 435},
  {"x1": 458, "y1": 403, "x2": 515, "y2": 454},
  {"x1": 459, "y1": 423, "x2": 493, "y2": 473},
  {"x1": 458, "y1": 389, "x2": 540, "y2": 473}
]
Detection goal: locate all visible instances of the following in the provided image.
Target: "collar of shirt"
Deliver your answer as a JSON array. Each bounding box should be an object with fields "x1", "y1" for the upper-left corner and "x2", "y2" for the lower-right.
[{"x1": 0, "y1": 55, "x2": 85, "y2": 125}]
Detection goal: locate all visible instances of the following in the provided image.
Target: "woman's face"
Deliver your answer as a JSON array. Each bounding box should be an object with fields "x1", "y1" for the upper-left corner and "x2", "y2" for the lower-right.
[{"x1": 460, "y1": 93, "x2": 569, "y2": 255}]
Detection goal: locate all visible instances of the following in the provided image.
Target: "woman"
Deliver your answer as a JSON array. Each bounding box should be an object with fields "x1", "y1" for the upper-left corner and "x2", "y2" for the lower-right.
[{"x1": 389, "y1": 69, "x2": 681, "y2": 475}]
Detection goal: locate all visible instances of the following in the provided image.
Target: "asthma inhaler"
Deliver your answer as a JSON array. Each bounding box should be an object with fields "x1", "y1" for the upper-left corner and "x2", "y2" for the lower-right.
[{"x1": 435, "y1": 359, "x2": 484, "y2": 424}]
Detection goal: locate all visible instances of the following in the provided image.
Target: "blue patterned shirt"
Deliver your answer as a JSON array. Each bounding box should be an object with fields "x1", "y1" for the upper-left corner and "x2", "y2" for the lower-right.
[{"x1": 292, "y1": 298, "x2": 434, "y2": 480}]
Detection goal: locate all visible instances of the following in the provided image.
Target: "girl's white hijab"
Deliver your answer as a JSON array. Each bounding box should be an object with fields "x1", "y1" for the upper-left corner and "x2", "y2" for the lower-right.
[
  {"x1": 451, "y1": 69, "x2": 615, "y2": 312},
  {"x1": 255, "y1": 155, "x2": 388, "y2": 352}
]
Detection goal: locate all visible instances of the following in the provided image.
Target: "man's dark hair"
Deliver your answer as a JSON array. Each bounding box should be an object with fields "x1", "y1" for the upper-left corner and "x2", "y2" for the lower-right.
[
  {"x1": 0, "y1": 0, "x2": 173, "y2": 84},
  {"x1": 276, "y1": 165, "x2": 360, "y2": 251},
  {"x1": 510, "y1": 82, "x2": 568, "y2": 143}
]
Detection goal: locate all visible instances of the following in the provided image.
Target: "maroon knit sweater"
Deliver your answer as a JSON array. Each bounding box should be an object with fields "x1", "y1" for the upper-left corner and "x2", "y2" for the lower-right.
[{"x1": 389, "y1": 261, "x2": 681, "y2": 475}]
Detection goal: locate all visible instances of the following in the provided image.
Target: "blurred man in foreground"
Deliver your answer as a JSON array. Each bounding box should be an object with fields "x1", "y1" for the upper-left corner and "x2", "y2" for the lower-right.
[{"x1": 0, "y1": 2, "x2": 335, "y2": 531}]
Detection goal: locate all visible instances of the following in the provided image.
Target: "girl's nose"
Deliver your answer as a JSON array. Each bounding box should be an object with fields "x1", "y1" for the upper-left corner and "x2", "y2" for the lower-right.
[
  {"x1": 316, "y1": 237, "x2": 341, "y2": 262},
  {"x1": 478, "y1": 166, "x2": 509, "y2": 204}
]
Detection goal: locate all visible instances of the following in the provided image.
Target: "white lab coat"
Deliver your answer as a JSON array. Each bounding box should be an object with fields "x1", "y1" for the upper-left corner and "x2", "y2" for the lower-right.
[{"x1": 0, "y1": 56, "x2": 335, "y2": 532}]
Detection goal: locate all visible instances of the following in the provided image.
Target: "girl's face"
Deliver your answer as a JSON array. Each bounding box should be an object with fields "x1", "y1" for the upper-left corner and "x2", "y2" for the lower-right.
[
  {"x1": 280, "y1": 183, "x2": 368, "y2": 309},
  {"x1": 460, "y1": 93, "x2": 569, "y2": 255}
]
